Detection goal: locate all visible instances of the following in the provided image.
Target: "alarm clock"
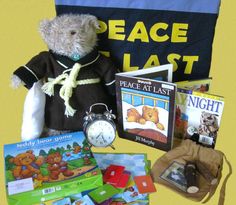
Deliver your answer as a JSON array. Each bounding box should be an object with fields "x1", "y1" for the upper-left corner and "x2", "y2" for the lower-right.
[{"x1": 83, "y1": 103, "x2": 116, "y2": 149}]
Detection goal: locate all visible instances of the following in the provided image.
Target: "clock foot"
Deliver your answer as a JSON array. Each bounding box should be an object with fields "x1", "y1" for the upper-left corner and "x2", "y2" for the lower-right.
[{"x1": 110, "y1": 145, "x2": 115, "y2": 150}]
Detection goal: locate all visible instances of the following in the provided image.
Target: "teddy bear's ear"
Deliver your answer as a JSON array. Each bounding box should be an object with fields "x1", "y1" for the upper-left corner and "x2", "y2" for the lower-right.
[
  {"x1": 81, "y1": 15, "x2": 100, "y2": 30},
  {"x1": 9, "y1": 157, "x2": 14, "y2": 163},
  {"x1": 39, "y1": 19, "x2": 52, "y2": 39},
  {"x1": 55, "y1": 152, "x2": 60, "y2": 156},
  {"x1": 142, "y1": 105, "x2": 147, "y2": 111},
  {"x1": 26, "y1": 150, "x2": 33, "y2": 154},
  {"x1": 153, "y1": 107, "x2": 158, "y2": 112}
]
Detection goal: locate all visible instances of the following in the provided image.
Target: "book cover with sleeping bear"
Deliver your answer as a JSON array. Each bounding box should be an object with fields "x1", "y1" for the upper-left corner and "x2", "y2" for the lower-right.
[
  {"x1": 4, "y1": 132, "x2": 102, "y2": 205},
  {"x1": 115, "y1": 64, "x2": 177, "y2": 151}
]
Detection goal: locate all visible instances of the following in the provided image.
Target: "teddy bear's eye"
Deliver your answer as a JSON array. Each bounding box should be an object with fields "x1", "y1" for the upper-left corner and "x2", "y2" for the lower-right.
[{"x1": 70, "y1": 31, "x2": 76, "y2": 35}]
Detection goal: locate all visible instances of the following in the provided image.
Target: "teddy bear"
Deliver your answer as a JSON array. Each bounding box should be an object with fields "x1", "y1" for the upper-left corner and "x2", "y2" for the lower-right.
[
  {"x1": 46, "y1": 152, "x2": 73, "y2": 180},
  {"x1": 12, "y1": 14, "x2": 118, "y2": 138},
  {"x1": 126, "y1": 105, "x2": 164, "y2": 130},
  {"x1": 9, "y1": 150, "x2": 48, "y2": 181},
  {"x1": 198, "y1": 111, "x2": 219, "y2": 139},
  {"x1": 73, "y1": 145, "x2": 81, "y2": 154},
  {"x1": 127, "y1": 108, "x2": 145, "y2": 124},
  {"x1": 142, "y1": 105, "x2": 159, "y2": 124}
]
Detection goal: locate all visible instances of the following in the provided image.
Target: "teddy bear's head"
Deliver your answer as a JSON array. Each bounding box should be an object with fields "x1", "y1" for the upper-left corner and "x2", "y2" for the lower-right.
[
  {"x1": 142, "y1": 106, "x2": 159, "y2": 123},
  {"x1": 73, "y1": 145, "x2": 81, "y2": 154},
  {"x1": 200, "y1": 111, "x2": 218, "y2": 127},
  {"x1": 10, "y1": 150, "x2": 36, "y2": 166},
  {"x1": 127, "y1": 108, "x2": 142, "y2": 122},
  {"x1": 39, "y1": 14, "x2": 100, "y2": 58},
  {"x1": 46, "y1": 152, "x2": 62, "y2": 165}
]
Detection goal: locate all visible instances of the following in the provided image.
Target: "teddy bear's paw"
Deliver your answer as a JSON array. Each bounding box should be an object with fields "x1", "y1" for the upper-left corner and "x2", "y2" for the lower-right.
[
  {"x1": 126, "y1": 116, "x2": 135, "y2": 122},
  {"x1": 156, "y1": 122, "x2": 165, "y2": 130},
  {"x1": 11, "y1": 75, "x2": 25, "y2": 89},
  {"x1": 139, "y1": 118, "x2": 146, "y2": 125}
]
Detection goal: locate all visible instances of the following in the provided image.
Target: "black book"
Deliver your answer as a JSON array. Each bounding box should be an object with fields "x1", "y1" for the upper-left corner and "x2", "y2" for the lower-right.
[{"x1": 115, "y1": 64, "x2": 176, "y2": 151}]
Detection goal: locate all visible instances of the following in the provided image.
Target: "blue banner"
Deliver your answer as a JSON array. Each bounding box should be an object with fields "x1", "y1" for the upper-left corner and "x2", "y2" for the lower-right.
[{"x1": 55, "y1": 0, "x2": 221, "y2": 82}]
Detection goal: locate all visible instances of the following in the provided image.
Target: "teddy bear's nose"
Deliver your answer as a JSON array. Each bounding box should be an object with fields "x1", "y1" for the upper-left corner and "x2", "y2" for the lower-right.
[{"x1": 70, "y1": 30, "x2": 76, "y2": 35}]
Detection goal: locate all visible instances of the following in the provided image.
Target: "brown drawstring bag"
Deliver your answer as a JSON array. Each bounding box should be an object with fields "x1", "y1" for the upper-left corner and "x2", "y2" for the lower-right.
[{"x1": 151, "y1": 140, "x2": 232, "y2": 205}]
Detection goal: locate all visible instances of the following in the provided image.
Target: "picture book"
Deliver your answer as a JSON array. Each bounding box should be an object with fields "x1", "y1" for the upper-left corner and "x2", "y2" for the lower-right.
[
  {"x1": 52, "y1": 197, "x2": 71, "y2": 205},
  {"x1": 175, "y1": 89, "x2": 224, "y2": 148},
  {"x1": 4, "y1": 132, "x2": 103, "y2": 205},
  {"x1": 73, "y1": 195, "x2": 95, "y2": 205},
  {"x1": 115, "y1": 64, "x2": 177, "y2": 151},
  {"x1": 176, "y1": 78, "x2": 212, "y2": 93}
]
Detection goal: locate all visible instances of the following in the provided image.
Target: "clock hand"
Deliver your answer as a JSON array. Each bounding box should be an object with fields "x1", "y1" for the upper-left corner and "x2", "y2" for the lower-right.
[
  {"x1": 101, "y1": 134, "x2": 106, "y2": 142},
  {"x1": 96, "y1": 132, "x2": 103, "y2": 139}
]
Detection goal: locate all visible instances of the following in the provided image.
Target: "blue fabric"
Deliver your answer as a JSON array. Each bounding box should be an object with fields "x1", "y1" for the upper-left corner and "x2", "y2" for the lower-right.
[
  {"x1": 55, "y1": 1, "x2": 220, "y2": 82},
  {"x1": 55, "y1": 0, "x2": 221, "y2": 14}
]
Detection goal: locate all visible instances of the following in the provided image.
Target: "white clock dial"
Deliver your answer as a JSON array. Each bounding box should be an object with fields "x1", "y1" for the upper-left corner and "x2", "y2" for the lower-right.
[{"x1": 86, "y1": 120, "x2": 116, "y2": 147}]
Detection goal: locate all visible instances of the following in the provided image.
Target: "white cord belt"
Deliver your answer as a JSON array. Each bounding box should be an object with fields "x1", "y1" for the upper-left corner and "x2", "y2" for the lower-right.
[{"x1": 42, "y1": 63, "x2": 100, "y2": 117}]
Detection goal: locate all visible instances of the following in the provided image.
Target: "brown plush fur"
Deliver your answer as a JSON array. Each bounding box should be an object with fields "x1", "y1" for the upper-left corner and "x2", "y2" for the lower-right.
[
  {"x1": 39, "y1": 14, "x2": 99, "y2": 58},
  {"x1": 11, "y1": 14, "x2": 101, "y2": 138}
]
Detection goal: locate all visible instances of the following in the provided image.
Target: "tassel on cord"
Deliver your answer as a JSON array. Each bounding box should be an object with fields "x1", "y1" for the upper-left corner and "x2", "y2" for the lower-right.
[
  {"x1": 42, "y1": 73, "x2": 68, "y2": 96},
  {"x1": 59, "y1": 63, "x2": 81, "y2": 117},
  {"x1": 64, "y1": 100, "x2": 77, "y2": 117},
  {"x1": 42, "y1": 82, "x2": 55, "y2": 96},
  {"x1": 42, "y1": 63, "x2": 89, "y2": 117}
]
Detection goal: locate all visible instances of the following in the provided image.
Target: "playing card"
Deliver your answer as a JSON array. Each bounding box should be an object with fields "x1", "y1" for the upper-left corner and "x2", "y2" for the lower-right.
[
  {"x1": 133, "y1": 175, "x2": 156, "y2": 194},
  {"x1": 89, "y1": 184, "x2": 119, "y2": 204},
  {"x1": 103, "y1": 165, "x2": 125, "y2": 185},
  {"x1": 116, "y1": 171, "x2": 131, "y2": 188}
]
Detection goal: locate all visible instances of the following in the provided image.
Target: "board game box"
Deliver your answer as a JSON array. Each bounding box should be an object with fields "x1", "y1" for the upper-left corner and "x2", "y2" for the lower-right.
[{"x1": 4, "y1": 132, "x2": 103, "y2": 205}]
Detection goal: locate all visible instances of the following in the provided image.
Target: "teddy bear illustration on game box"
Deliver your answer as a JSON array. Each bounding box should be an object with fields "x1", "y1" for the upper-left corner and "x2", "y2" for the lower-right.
[
  {"x1": 46, "y1": 152, "x2": 74, "y2": 180},
  {"x1": 6, "y1": 145, "x2": 98, "y2": 184},
  {"x1": 9, "y1": 150, "x2": 48, "y2": 182}
]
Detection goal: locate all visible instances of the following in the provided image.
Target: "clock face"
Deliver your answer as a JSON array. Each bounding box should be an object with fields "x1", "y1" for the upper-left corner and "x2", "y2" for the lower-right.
[{"x1": 86, "y1": 119, "x2": 116, "y2": 147}]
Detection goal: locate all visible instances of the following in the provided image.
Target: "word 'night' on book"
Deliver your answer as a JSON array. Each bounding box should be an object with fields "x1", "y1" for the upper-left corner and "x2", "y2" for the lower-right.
[
  {"x1": 119, "y1": 80, "x2": 172, "y2": 95},
  {"x1": 188, "y1": 95, "x2": 223, "y2": 113}
]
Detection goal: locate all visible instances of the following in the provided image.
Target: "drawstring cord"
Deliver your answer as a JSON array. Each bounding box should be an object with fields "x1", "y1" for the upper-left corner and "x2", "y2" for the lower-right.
[
  {"x1": 42, "y1": 54, "x2": 101, "y2": 117},
  {"x1": 42, "y1": 63, "x2": 81, "y2": 117}
]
